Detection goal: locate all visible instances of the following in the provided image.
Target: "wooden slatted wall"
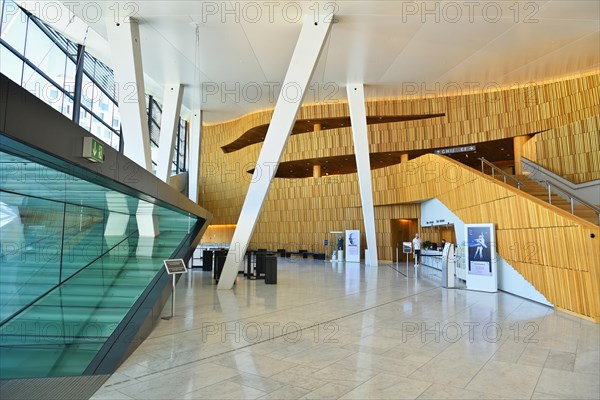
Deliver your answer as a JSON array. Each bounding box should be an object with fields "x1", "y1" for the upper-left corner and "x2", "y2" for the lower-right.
[{"x1": 199, "y1": 73, "x2": 600, "y2": 321}]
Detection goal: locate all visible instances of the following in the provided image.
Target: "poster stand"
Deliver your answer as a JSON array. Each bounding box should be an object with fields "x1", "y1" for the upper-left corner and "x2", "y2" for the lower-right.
[{"x1": 464, "y1": 223, "x2": 497, "y2": 292}]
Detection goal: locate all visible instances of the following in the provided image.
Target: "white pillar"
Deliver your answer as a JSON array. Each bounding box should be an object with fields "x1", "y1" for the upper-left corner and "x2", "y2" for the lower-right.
[
  {"x1": 106, "y1": 17, "x2": 158, "y2": 237},
  {"x1": 347, "y1": 84, "x2": 379, "y2": 267},
  {"x1": 156, "y1": 84, "x2": 184, "y2": 181},
  {"x1": 218, "y1": 16, "x2": 333, "y2": 289},
  {"x1": 105, "y1": 17, "x2": 152, "y2": 171},
  {"x1": 188, "y1": 110, "x2": 202, "y2": 204}
]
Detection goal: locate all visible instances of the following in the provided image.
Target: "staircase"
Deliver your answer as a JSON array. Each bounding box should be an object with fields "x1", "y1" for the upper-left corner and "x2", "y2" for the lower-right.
[
  {"x1": 514, "y1": 175, "x2": 599, "y2": 225},
  {"x1": 479, "y1": 158, "x2": 599, "y2": 225}
]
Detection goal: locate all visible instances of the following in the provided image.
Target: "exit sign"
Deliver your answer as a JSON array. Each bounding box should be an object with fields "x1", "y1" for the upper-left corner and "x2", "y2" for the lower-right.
[{"x1": 83, "y1": 137, "x2": 104, "y2": 162}]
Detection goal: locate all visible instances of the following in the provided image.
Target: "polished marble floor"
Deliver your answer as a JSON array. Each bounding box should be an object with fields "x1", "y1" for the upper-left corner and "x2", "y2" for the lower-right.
[{"x1": 91, "y1": 259, "x2": 600, "y2": 400}]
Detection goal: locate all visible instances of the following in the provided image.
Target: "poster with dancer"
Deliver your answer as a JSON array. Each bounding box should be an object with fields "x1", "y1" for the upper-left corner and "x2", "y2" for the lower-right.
[
  {"x1": 464, "y1": 223, "x2": 497, "y2": 292},
  {"x1": 467, "y1": 226, "x2": 492, "y2": 276}
]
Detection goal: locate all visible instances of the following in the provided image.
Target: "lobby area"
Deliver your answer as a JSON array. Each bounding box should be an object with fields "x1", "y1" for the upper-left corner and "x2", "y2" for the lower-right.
[{"x1": 91, "y1": 260, "x2": 600, "y2": 400}]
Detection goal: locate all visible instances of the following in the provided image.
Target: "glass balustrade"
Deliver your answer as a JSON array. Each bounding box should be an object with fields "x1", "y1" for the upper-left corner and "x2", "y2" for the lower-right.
[{"x1": 0, "y1": 148, "x2": 197, "y2": 379}]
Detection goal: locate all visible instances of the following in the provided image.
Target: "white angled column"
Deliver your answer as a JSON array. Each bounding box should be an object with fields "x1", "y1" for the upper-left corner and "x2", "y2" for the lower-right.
[
  {"x1": 218, "y1": 16, "x2": 332, "y2": 289},
  {"x1": 106, "y1": 17, "x2": 158, "y2": 237},
  {"x1": 188, "y1": 110, "x2": 202, "y2": 204},
  {"x1": 106, "y1": 17, "x2": 152, "y2": 171},
  {"x1": 347, "y1": 84, "x2": 379, "y2": 267},
  {"x1": 156, "y1": 84, "x2": 184, "y2": 181}
]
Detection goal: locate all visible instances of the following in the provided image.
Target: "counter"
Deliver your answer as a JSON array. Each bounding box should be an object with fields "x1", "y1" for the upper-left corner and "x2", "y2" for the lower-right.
[{"x1": 421, "y1": 249, "x2": 444, "y2": 271}]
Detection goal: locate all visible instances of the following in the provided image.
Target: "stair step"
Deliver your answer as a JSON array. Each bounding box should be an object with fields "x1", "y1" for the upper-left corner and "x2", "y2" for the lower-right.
[{"x1": 482, "y1": 170, "x2": 598, "y2": 225}]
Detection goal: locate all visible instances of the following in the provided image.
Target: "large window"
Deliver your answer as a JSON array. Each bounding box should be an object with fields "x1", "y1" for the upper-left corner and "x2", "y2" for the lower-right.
[
  {"x1": 1, "y1": 0, "x2": 188, "y2": 176},
  {"x1": 0, "y1": 0, "x2": 121, "y2": 150},
  {"x1": 147, "y1": 95, "x2": 188, "y2": 175}
]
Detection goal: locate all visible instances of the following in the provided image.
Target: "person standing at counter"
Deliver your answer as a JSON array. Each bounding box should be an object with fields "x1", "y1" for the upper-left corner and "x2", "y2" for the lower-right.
[
  {"x1": 412, "y1": 233, "x2": 421, "y2": 266},
  {"x1": 441, "y1": 239, "x2": 446, "y2": 250}
]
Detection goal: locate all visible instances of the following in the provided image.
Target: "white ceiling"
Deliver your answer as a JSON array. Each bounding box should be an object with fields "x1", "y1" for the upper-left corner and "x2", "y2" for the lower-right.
[{"x1": 27, "y1": 1, "x2": 600, "y2": 123}]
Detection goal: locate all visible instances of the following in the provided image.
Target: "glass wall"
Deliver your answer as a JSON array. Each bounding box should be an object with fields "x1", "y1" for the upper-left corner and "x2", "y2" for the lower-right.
[
  {"x1": 0, "y1": 145, "x2": 197, "y2": 379},
  {"x1": 0, "y1": 1, "x2": 188, "y2": 173}
]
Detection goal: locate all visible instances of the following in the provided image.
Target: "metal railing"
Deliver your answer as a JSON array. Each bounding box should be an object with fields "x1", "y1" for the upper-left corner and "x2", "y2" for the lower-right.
[
  {"x1": 478, "y1": 157, "x2": 599, "y2": 225},
  {"x1": 542, "y1": 180, "x2": 600, "y2": 225},
  {"x1": 479, "y1": 158, "x2": 523, "y2": 189}
]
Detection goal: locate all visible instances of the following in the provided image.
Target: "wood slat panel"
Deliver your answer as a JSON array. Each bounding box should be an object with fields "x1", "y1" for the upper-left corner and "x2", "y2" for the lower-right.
[{"x1": 199, "y1": 73, "x2": 600, "y2": 322}]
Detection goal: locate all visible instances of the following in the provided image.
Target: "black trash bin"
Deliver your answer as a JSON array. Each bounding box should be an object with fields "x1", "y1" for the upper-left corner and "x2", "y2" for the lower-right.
[
  {"x1": 265, "y1": 255, "x2": 277, "y2": 284},
  {"x1": 214, "y1": 250, "x2": 227, "y2": 283},
  {"x1": 202, "y1": 250, "x2": 213, "y2": 272},
  {"x1": 246, "y1": 250, "x2": 253, "y2": 277},
  {"x1": 255, "y1": 250, "x2": 266, "y2": 279}
]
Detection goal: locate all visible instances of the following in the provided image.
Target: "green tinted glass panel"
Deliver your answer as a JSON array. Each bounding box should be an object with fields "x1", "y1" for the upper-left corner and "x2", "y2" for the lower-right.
[{"x1": 0, "y1": 147, "x2": 197, "y2": 379}]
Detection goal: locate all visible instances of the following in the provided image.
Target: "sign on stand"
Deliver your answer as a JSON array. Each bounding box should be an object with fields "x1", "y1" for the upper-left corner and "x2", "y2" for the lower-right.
[
  {"x1": 403, "y1": 242, "x2": 412, "y2": 277},
  {"x1": 164, "y1": 259, "x2": 187, "y2": 274},
  {"x1": 162, "y1": 259, "x2": 188, "y2": 320}
]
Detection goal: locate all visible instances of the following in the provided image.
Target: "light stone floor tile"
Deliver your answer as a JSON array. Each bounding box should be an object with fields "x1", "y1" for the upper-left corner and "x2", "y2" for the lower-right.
[
  {"x1": 116, "y1": 362, "x2": 240, "y2": 399},
  {"x1": 268, "y1": 368, "x2": 331, "y2": 392},
  {"x1": 534, "y1": 368, "x2": 600, "y2": 399},
  {"x1": 258, "y1": 385, "x2": 311, "y2": 399},
  {"x1": 340, "y1": 351, "x2": 421, "y2": 375},
  {"x1": 93, "y1": 374, "x2": 141, "y2": 396},
  {"x1": 466, "y1": 360, "x2": 542, "y2": 398},
  {"x1": 90, "y1": 390, "x2": 135, "y2": 400},
  {"x1": 573, "y1": 349, "x2": 600, "y2": 376},
  {"x1": 416, "y1": 383, "x2": 506, "y2": 399},
  {"x1": 212, "y1": 352, "x2": 299, "y2": 377},
  {"x1": 227, "y1": 372, "x2": 285, "y2": 393},
  {"x1": 339, "y1": 373, "x2": 431, "y2": 399},
  {"x1": 531, "y1": 391, "x2": 571, "y2": 399},
  {"x1": 299, "y1": 381, "x2": 360, "y2": 399},
  {"x1": 408, "y1": 356, "x2": 488, "y2": 388},
  {"x1": 517, "y1": 345, "x2": 551, "y2": 367},
  {"x1": 544, "y1": 350, "x2": 576, "y2": 371},
  {"x1": 86, "y1": 260, "x2": 599, "y2": 400},
  {"x1": 182, "y1": 380, "x2": 266, "y2": 399},
  {"x1": 311, "y1": 362, "x2": 380, "y2": 383},
  {"x1": 281, "y1": 344, "x2": 356, "y2": 369}
]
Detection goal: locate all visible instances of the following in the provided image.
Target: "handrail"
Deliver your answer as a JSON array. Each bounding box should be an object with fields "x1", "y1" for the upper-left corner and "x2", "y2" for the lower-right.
[
  {"x1": 542, "y1": 180, "x2": 600, "y2": 224},
  {"x1": 479, "y1": 158, "x2": 523, "y2": 189},
  {"x1": 479, "y1": 157, "x2": 599, "y2": 225}
]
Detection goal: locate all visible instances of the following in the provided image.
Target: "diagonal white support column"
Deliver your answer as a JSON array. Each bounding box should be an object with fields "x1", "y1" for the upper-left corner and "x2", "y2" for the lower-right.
[
  {"x1": 218, "y1": 16, "x2": 332, "y2": 289},
  {"x1": 106, "y1": 17, "x2": 152, "y2": 171},
  {"x1": 188, "y1": 110, "x2": 202, "y2": 203},
  {"x1": 156, "y1": 84, "x2": 184, "y2": 182},
  {"x1": 347, "y1": 84, "x2": 379, "y2": 267},
  {"x1": 106, "y1": 17, "x2": 158, "y2": 237}
]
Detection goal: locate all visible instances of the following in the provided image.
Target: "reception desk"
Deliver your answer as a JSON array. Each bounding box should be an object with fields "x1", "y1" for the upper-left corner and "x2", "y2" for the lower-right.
[
  {"x1": 421, "y1": 248, "x2": 467, "y2": 281},
  {"x1": 421, "y1": 249, "x2": 444, "y2": 270}
]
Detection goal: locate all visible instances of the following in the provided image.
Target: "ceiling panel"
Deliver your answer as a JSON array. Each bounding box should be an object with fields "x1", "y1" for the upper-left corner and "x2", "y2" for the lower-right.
[
  {"x1": 239, "y1": 20, "x2": 301, "y2": 83},
  {"x1": 381, "y1": 18, "x2": 515, "y2": 84},
  {"x1": 501, "y1": 33, "x2": 600, "y2": 83},
  {"x1": 322, "y1": 15, "x2": 424, "y2": 85},
  {"x1": 437, "y1": 18, "x2": 599, "y2": 84},
  {"x1": 535, "y1": 0, "x2": 600, "y2": 20},
  {"x1": 27, "y1": 0, "x2": 599, "y2": 122}
]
